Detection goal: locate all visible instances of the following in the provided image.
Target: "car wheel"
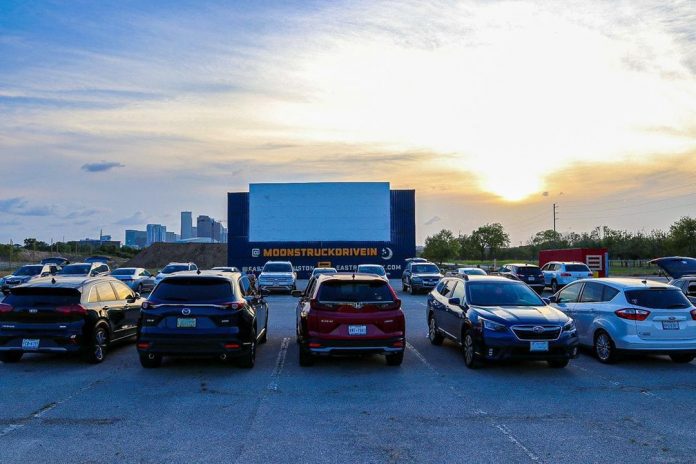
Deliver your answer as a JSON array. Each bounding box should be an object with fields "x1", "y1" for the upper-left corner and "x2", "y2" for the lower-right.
[
  {"x1": 669, "y1": 353, "x2": 695, "y2": 363},
  {"x1": 299, "y1": 345, "x2": 314, "y2": 366},
  {"x1": 0, "y1": 351, "x2": 23, "y2": 363},
  {"x1": 551, "y1": 280, "x2": 559, "y2": 294},
  {"x1": 83, "y1": 325, "x2": 109, "y2": 364},
  {"x1": 386, "y1": 351, "x2": 404, "y2": 366},
  {"x1": 259, "y1": 320, "x2": 268, "y2": 344},
  {"x1": 237, "y1": 328, "x2": 256, "y2": 368},
  {"x1": 547, "y1": 359, "x2": 569, "y2": 368},
  {"x1": 462, "y1": 331, "x2": 481, "y2": 369},
  {"x1": 402, "y1": 282, "x2": 407, "y2": 292},
  {"x1": 428, "y1": 315, "x2": 444, "y2": 346},
  {"x1": 594, "y1": 330, "x2": 618, "y2": 364},
  {"x1": 408, "y1": 283, "x2": 415, "y2": 295},
  {"x1": 139, "y1": 353, "x2": 162, "y2": 368}
]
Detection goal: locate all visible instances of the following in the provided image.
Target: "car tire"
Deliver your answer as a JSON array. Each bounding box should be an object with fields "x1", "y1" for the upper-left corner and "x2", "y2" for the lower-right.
[
  {"x1": 386, "y1": 351, "x2": 404, "y2": 366},
  {"x1": 0, "y1": 351, "x2": 23, "y2": 363},
  {"x1": 299, "y1": 345, "x2": 314, "y2": 366},
  {"x1": 408, "y1": 283, "x2": 415, "y2": 295},
  {"x1": 83, "y1": 324, "x2": 109, "y2": 364},
  {"x1": 462, "y1": 331, "x2": 481, "y2": 369},
  {"x1": 259, "y1": 318, "x2": 268, "y2": 344},
  {"x1": 237, "y1": 329, "x2": 256, "y2": 368},
  {"x1": 547, "y1": 359, "x2": 569, "y2": 368},
  {"x1": 402, "y1": 282, "x2": 407, "y2": 292},
  {"x1": 669, "y1": 353, "x2": 695, "y2": 364},
  {"x1": 139, "y1": 353, "x2": 162, "y2": 368},
  {"x1": 551, "y1": 280, "x2": 559, "y2": 294},
  {"x1": 594, "y1": 330, "x2": 619, "y2": 364},
  {"x1": 428, "y1": 315, "x2": 444, "y2": 346}
]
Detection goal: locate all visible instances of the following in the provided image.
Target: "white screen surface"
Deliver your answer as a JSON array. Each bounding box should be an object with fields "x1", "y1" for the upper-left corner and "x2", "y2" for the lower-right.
[{"x1": 249, "y1": 182, "x2": 391, "y2": 242}]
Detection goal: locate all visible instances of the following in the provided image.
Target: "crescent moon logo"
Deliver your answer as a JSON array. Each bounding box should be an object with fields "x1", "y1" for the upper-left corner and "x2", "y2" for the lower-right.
[{"x1": 381, "y1": 247, "x2": 393, "y2": 260}]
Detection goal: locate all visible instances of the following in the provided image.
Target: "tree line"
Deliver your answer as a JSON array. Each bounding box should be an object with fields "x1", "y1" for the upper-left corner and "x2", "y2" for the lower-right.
[{"x1": 422, "y1": 216, "x2": 696, "y2": 264}]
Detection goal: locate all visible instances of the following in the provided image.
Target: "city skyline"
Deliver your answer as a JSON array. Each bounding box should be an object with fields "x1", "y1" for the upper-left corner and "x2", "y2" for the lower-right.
[{"x1": 1, "y1": 1, "x2": 695, "y2": 245}]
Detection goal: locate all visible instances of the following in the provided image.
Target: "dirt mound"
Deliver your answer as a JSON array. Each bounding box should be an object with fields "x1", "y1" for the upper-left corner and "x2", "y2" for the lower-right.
[{"x1": 123, "y1": 243, "x2": 228, "y2": 270}]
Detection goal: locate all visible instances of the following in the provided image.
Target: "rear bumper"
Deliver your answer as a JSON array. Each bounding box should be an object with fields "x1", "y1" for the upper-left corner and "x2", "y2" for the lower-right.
[
  {"x1": 0, "y1": 332, "x2": 84, "y2": 354},
  {"x1": 137, "y1": 330, "x2": 251, "y2": 357},
  {"x1": 612, "y1": 335, "x2": 696, "y2": 352},
  {"x1": 303, "y1": 336, "x2": 405, "y2": 356}
]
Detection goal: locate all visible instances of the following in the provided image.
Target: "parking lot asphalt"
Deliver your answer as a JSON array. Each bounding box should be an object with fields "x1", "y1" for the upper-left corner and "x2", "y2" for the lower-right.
[{"x1": 1, "y1": 280, "x2": 695, "y2": 464}]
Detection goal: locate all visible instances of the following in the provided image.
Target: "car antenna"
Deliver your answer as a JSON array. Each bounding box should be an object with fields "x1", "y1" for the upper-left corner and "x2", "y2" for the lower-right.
[
  {"x1": 642, "y1": 279, "x2": 647, "y2": 285},
  {"x1": 462, "y1": 274, "x2": 469, "y2": 281},
  {"x1": 352, "y1": 272, "x2": 355, "y2": 279},
  {"x1": 197, "y1": 269, "x2": 201, "y2": 275},
  {"x1": 51, "y1": 277, "x2": 56, "y2": 284}
]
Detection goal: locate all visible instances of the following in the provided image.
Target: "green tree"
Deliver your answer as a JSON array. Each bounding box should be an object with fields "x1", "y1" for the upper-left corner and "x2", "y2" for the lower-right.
[
  {"x1": 422, "y1": 229, "x2": 460, "y2": 265},
  {"x1": 668, "y1": 216, "x2": 696, "y2": 257},
  {"x1": 470, "y1": 223, "x2": 510, "y2": 259}
]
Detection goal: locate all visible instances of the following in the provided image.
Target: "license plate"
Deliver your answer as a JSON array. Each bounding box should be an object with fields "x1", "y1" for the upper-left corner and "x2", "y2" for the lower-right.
[
  {"x1": 530, "y1": 341, "x2": 549, "y2": 352},
  {"x1": 662, "y1": 321, "x2": 680, "y2": 330},
  {"x1": 528, "y1": 277, "x2": 535, "y2": 281},
  {"x1": 177, "y1": 318, "x2": 196, "y2": 328},
  {"x1": 22, "y1": 339, "x2": 40, "y2": 350},
  {"x1": 348, "y1": 325, "x2": 367, "y2": 336}
]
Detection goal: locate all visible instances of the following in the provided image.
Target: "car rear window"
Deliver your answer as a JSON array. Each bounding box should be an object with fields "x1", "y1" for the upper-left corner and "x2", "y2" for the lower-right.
[
  {"x1": 150, "y1": 277, "x2": 234, "y2": 302},
  {"x1": 5, "y1": 288, "x2": 81, "y2": 307},
  {"x1": 59, "y1": 264, "x2": 91, "y2": 275},
  {"x1": 161, "y1": 265, "x2": 189, "y2": 273},
  {"x1": 111, "y1": 268, "x2": 135, "y2": 276},
  {"x1": 624, "y1": 289, "x2": 691, "y2": 309},
  {"x1": 358, "y1": 266, "x2": 386, "y2": 276},
  {"x1": 566, "y1": 264, "x2": 591, "y2": 272},
  {"x1": 516, "y1": 266, "x2": 541, "y2": 275},
  {"x1": 317, "y1": 280, "x2": 394, "y2": 303}
]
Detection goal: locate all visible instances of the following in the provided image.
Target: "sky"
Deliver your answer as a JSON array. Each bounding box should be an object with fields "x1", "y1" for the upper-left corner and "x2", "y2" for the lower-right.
[{"x1": 1, "y1": 0, "x2": 695, "y2": 246}]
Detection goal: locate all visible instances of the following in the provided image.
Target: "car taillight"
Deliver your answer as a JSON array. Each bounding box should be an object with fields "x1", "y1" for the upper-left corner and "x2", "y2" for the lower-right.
[
  {"x1": 0, "y1": 303, "x2": 13, "y2": 313},
  {"x1": 691, "y1": 309, "x2": 696, "y2": 321},
  {"x1": 309, "y1": 299, "x2": 335, "y2": 311},
  {"x1": 561, "y1": 273, "x2": 572, "y2": 277},
  {"x1": 223, "y1": 301, "x2": 245, "y2": 310},
  {"x1": 615, "y1": 308, "x2": 650, "y2": 321},
  {"x1": 142, "y1": 301, "x2": 152, "y2": 309},
  {"x1": 56, "y1": 304, "x2": 87, "y2": 315}
]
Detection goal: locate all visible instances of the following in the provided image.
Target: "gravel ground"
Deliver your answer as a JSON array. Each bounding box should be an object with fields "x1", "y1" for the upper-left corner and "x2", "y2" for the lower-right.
[{"x1": 1, "y1": 280, "x2": 695, "y2": 463}]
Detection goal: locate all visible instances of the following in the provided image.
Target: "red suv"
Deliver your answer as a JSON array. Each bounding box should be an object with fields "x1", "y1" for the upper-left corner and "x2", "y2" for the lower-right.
[{"x1": 294, "y1": 274, "x2": 405, "y2": 366}]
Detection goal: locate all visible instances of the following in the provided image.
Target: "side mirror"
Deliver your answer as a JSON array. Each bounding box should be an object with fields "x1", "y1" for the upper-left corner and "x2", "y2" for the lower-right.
[
  {"x1": 542, "y1": 298, "x2": 551, "y2": 305},
  {"x1": 547, "y1": 295, "x2": 558, "y2": 303},
  {"x1": 127, "y1": 293, "x2": 140, "y2": 303},
  {"x1": 448, "y1": 297, "x2": 461, "y2": 306},
  {"x1": 291, "y1": 290, "x2": 303, "y2": 297}
]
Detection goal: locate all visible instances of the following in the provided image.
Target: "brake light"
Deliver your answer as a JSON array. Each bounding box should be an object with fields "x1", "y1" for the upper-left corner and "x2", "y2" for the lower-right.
[
  {"x1": 309, "y1": 299, "x2": 335, "y2": 311},
  {"x1": 55, "y1": 304, "x2": 87, "y2": 315},
  {"x1": 137, "y1": 342, "x2": 150, "y2": 349},
  {"x1": 615, "y1": 308, "x2": 650, "y2": 321},
  {"x1": 224, "y1": 343, "x2": 240, "y2": 349},
  {"x1": 561, "y1": 273, "x2": 572, "y2": 277},
  {"x1": 691, "y1": 309, "x2": 696, "y2": 321},
  {"x1": 0, "y1": 303, "x2": 12, "y2": 313}
]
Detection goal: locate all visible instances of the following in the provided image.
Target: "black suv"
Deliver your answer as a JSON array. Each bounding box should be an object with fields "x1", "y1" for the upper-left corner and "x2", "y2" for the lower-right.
[
  {"x1": 137, "y1": 271, "x2": 269, "y2": 368},
  {"x1": 0, "y1": 276, "x2": 145, "y2": 363},
  {"x1": 497, "y1": 263, "x2": 545, "y2": 294},
  {"x1": 402, "y1": 261, "x2": 443, "y2": 294}
]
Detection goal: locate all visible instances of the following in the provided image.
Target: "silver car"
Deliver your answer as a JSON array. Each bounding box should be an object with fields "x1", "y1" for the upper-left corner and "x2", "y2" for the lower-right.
[
  {"x1": 258, "y1": 261, "x2": 297, "y2": 293},
  {"x1": 549, "y1": 278, "x2": 696, "y2": 364},
  {"x1": 110, "y1": 267, "x2": 156, "y2": 293}
]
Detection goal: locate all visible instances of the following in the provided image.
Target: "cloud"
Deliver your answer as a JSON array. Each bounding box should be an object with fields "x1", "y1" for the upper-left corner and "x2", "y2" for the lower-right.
[
  {"x1": 424, "y1": 216, "x2": 441, "y2": 226},
  {"x1": 63, "y1": 208, "x2": 109, "y2": 219},
  {"x1": 0, "y1": 197, "x2": 53, "y2": 216},
  {"x1": 81, "y1": 161, "x2": 125, "y2": 172},
  {"x1": 114, "y1": 211, "x2": 148, "y2": 226}
]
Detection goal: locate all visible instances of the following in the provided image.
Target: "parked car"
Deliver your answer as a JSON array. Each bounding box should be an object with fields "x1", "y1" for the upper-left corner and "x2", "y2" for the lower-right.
[
  {"x1": 311, "y1": 267, "x2": 337, "y2": 278},
  {"x1": 650, "y1": 257, "x2": 696, "y2": 304},
  {"x1": 455, "y1": 267, "x2": 487, "y2": 276},
  {"x1": 110, "y1": 267, "x2": 156, "y2": 293},
  {"x1": 211, "y1": 266, "x2": 240, "y2": 273},
  {"x1": 57, "y1": 262, "x2": 110, "y2": 278},
  {"x1": 137, "y1": 271, "x2": 268, "y2": 368},
  {"x1": 294, "y1": 273, "x2": 405, "y2": 366},
  {"x1": 405, "y1": 257, "x2": 428, "y2": 263},
  {"x1": 357, "y1": 264, "x2": 389, "y2": 281},
  {"x1": 427, "y1": 275, "x2": 578, "y2": 368},
  {"x1": 1, "y1": 264, "x2": 60, "y2": 293},
  {"x1": 258, "y1": 261, "x2": 297, "y2": 293},
  {"x1": 0, "y1": 276, "x2": 145, "y2": 363},
  {"x1": 541, "y1": 261, "x2": 594, "y2": 293},
  {"x1": 549, "y1": 278, "x2": 696, "y2": 364},
  {"x1": 154, "y1": 262, "x2": 198, "y2": 286},
  {"x1": 85, "y1": 255, "x2": 111, "y2": 264},
  {"x1": 40, "y1": 257, "x2": 70, "y2": 266},
  {"x1": 498, "y1": 263, "x2": 545, "y2": 294},
  {"x1": 402, "y1": 261, "x2": 442, "y2": 294}
]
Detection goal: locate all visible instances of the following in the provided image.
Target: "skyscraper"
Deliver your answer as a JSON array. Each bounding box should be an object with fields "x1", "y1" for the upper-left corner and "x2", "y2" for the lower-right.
[
  {"x1": 146, "y1": 224, "x2": 167, "y2": 246},
  {"x1": 181, "y1": 211, "x2": 192, "y2": 239}
]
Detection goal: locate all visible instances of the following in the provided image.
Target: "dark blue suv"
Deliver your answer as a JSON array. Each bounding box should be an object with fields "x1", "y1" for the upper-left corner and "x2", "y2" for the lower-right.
[
  {"x1": 137, "y1": 271, "x2": 269, "y2": 368},
  {"x1": 426, "y1": 275, "x2": 578, "y2": 368}
]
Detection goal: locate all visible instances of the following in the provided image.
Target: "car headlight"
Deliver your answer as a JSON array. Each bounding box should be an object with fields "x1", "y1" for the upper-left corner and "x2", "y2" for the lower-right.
[
  {"x1": 481, "y1": 318, "x2": 507, "y2": 332},
  {"x1": 563, "y1": 319, "x2": 576, "y2": 332}
]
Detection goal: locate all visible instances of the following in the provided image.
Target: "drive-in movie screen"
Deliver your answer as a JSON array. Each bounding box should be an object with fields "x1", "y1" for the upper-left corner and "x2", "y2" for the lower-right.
[{"x1": 1, "y1": 1, "x2": 696, "y2": 463}]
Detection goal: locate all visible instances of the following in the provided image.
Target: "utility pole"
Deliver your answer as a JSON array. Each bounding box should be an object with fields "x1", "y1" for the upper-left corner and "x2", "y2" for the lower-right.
[{"x1": 553, "y1": 203, "x2": 558, "y2": 233}]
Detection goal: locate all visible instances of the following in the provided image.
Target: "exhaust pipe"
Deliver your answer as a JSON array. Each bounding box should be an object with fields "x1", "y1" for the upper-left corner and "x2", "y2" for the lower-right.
[
  {"x1": 148, "y1": 353, "x2": 156, "y2": 360},
  {"x1": 220, "y1": 354, "x2": 227, "y2": 361}
]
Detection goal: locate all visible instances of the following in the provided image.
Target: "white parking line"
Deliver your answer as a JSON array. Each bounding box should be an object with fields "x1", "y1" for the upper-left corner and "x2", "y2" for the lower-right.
[
  {"x1": 406, "y1": 342, "x2": 544, "y2": 463},
  {"x1": 267, "y1": 337, "x2": 290, "y2": 392}
]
